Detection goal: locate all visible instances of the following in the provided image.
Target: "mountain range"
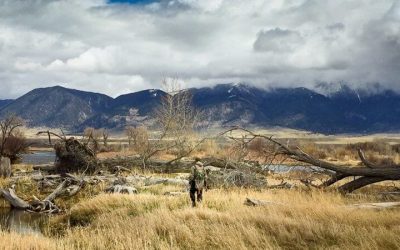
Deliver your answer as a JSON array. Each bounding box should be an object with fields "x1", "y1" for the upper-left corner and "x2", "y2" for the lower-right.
[{"x1": 1, "y1": 84, "x2": 400, "y2": 134}]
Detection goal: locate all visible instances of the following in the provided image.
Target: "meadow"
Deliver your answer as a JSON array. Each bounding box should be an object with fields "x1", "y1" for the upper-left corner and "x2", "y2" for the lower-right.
[{"x1": 0, "y1": 130, "x2": 400, "y2": 250}]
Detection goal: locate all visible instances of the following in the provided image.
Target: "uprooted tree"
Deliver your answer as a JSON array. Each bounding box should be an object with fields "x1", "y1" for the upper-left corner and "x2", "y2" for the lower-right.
[
  {"x1": 224, "y1": 127, "x2": 400, "y2": 193},
  {"x1": 37, "y1": 131, "x2": 98, "y2": 173}
]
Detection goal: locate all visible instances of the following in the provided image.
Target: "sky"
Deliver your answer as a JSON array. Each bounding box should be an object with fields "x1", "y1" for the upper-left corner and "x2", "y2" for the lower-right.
[{"x1": 0, "y1": 0, "x2": 399, "y2": 99}]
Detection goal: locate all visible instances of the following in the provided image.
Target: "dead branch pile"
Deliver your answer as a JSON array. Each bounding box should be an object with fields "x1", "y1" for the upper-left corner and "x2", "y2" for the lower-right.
[{"x1": 0, "y1": 175, "x2": 85, "y2": 213}]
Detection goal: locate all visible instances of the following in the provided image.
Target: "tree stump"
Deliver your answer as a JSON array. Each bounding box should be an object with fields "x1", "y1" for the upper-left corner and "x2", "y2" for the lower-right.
[{"x1": 0, "y1": 157, "x2": 11, "y2": 178}]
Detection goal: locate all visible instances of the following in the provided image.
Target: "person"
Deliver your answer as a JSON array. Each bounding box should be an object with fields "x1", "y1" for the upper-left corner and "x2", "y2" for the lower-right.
[{"x1": 189, "y1": 158, "x2": 207, "y2": 207}]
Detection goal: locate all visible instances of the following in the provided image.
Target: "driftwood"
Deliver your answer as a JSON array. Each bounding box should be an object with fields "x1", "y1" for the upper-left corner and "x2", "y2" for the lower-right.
[
  {"x1": 0, "y1": 175, "x2": 85, "y2": 213},
  {"x1": 0, "y1": 187, "x2": 30, "y2": 209},
  {"x1": 225, "y1": 128, "x2": 400, "y2": 193},
  {"x1": 0, "y1": 156, "x2": 11, "y2": 177},
  {"x1": 105, "y1": 185, "x2": 138, "y2": 194},
  {"x1": 345, "y1": 202, "x2": 400, "y2": 210},
  {"x1": 100, "y1": 156, "x2": 237, "y2": 173},
  {"x1": 268, "y1": 181, "x2": 294, "y2": 189}
]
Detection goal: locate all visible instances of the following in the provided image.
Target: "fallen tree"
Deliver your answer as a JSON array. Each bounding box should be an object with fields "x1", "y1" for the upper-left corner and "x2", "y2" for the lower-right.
[
  {"x1": 0, "y1": 175, "x2": 85, "y2": 213},
  {"x1": 225, "y1": 127, "x2": 400, "y2": 193}
]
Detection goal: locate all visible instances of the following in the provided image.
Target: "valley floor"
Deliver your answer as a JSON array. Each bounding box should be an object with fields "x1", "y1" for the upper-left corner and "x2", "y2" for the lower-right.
[{"x1": 1, "y1": 181, "x2": 399, "y2": 250}]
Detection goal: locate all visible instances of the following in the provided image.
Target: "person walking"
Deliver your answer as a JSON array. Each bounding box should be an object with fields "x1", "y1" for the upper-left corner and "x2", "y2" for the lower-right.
[{"x1": 189, "y1": 159, "x2": 207, "y2": 207}]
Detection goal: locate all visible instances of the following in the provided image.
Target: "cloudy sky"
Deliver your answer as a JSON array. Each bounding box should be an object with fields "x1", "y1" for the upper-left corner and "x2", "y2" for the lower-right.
[{"x1": 0, "y1": 0, "x2": 399, "y2": 99}]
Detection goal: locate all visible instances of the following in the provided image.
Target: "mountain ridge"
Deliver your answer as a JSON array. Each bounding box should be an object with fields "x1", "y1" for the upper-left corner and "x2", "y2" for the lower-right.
[{"x1": 1, "y1": 84, "x2": 400, "y2": 134}]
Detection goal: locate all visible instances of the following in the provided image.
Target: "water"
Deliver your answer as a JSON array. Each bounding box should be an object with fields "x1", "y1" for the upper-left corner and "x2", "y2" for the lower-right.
[
  {"x1": 20, "y1": 151, "x2": 56, "y2": 165},
  {"x1": 0, "y1": 209, "x2": 48, "y2": 235},
  {"x1": 263, "y1": 164, "x2": 331, "y2": 173}
]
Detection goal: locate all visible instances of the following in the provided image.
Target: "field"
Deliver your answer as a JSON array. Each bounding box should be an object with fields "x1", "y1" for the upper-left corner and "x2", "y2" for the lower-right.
[
  {"x1": 1, "y1": 129, "x2": 400, "y2": 250},
  {"x1": 1, "y1": 184, "x2": 400, "y2": 250}
]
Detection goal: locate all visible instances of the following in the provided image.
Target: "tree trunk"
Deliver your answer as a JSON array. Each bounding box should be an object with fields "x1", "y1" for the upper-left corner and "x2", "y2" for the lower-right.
[
  {"x1": 0, "y1": 157, "x2": 11, "y2": 178},
  {"x1": 0, "y1": 188, "x2": 30, "y2": 209},
  {"x1": 338, "y1": 177, "x2": 387, "y2": 194}
]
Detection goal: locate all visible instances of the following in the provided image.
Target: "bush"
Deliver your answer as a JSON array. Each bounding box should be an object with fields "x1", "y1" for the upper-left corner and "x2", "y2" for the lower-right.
[
  {"x1": 2, "y1": 135, "x2": 29, "y2": 162},
  {"x1": 345, "y1": 141, "x2": 391, "y2": 155},
  {"x1": 207, "y1": 169, "x2": 267, "y2": 189}
]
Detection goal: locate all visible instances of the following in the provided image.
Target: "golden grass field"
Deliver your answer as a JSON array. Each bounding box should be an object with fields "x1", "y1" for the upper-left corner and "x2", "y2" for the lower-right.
[{"x1": 0, "y1": 179, "x2": 400, "y2": 250}]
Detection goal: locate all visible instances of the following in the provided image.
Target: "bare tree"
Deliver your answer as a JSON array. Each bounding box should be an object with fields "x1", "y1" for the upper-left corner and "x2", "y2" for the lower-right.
[
  {"x1": 102, "y1": 128, "x2": 109, "y2": 147},
  {"x1": 125, "y1": 126, "x2": 136, "y2": 147},
  {"x1": 0, "y1": 115, "x2": 26, "y2": 160},
  {"x1": 156, "y1": 78, "x2": 203, "y2": 163},
  {"x1": 131, "y1": 78, "x2": 204, "y2": 168},
  {"x1": 83, "y1": 127, "x2": 102, "y2": 153}
]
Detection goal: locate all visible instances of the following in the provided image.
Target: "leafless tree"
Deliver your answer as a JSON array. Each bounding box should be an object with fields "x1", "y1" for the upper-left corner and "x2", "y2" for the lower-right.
[
  {"x1": 0, "y1": 115, "x2": 26, "y2": 160},
  {"x1": 83, "y1": 127, "x2": 102, "y2": 153},
  {"x1": 132, "y1": 78, "x2": 205, "y2": 168},
  {"x1": 102, "y1": 128, "x2": 109, "y2": 147},
  {"x1": 125, "y1": 126, "x2": 136, "y2": 147}
]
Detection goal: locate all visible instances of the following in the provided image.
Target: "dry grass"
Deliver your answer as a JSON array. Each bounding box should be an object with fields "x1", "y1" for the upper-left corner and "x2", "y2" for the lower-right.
[{"x1": 0, "y1": 186, "x2": 399, "y2": 249}]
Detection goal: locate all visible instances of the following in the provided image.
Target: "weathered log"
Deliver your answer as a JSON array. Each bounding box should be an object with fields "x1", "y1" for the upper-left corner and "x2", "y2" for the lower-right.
[
  {"x1": 105, "y1": 185, "x2": 137, "y2": 194},
  {"x1": 0, "y1": 157, "x2": 11, "y2": 178},
  {"x1": 45, "y1": 180, "x2": 69, "y2": 202},
  {"x1": 33, "y1": 164, "x2": 57, "y2": 172},
  {"x1": 1, "y1": 175, "x2": 84, "y2": 213},
  {"x1": 320, "y1": 173, "x2": 348, "y2": 188},
  {"x1": 268, "y1": 181, "x2": 294, "y2": 189},
  {"x1": 0, "y1": 188, "x2": 31, "y2": 209},
  {"x1": 201, "y1": 157, "x2": 237, "y2": 169},
  {"x1": 144, "y1": 177, "x2": 189, "y2": 186},
  {"x1": 32, "y1": 174, "x2": 62, "y2": 181},
  {"x1": 100, "y1": 157, "x2": 194, "y2": 173},
  {"x1": 346, "y1": 202, "x2": 400, "y2": 210},
  {"x1": 338, "y1": 177, "x2": 387, "y2": 194}
]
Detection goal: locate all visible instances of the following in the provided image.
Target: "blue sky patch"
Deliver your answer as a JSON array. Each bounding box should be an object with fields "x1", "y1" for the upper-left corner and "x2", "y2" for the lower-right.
[{"x1": 108, "y1": 0, "x2": 158, "y2": 4}]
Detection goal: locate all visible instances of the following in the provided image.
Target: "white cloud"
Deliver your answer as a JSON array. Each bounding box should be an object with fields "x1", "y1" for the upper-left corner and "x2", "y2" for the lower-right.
[{"x1": 0, "y1": 0, "x2": 399, "y2": 99}]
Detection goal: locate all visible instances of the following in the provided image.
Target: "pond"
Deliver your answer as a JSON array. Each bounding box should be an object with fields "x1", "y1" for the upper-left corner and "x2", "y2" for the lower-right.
[
  {"x1": 20, "y1": 151, "x2": 56, "y2": 165},
  {"x1": 0, "y1": 209, "x2": 48, "y2": 235}
]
